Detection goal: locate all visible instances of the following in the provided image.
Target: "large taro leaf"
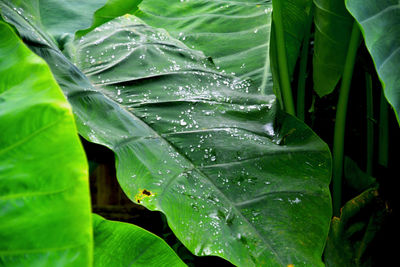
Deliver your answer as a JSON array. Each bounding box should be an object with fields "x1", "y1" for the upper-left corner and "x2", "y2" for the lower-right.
[
  {"x1": 345, "y1": 0, "x2": 400, "y2": 125},
  {"x1": 313, "y1": 0, "x2": 354, "y2": 96},
  {"x1": 92, "y1": 214, "x2": 185, "y2": 267},
  {"x1": 70, "y1": 17, "x2": 332, "y2": 266},
  {"x1": 0, "y1": 4, "x2": 332, "y2": 266},
  {"x1": 134, "y1": 0, "x2": 274, "y2": 94},
  {"x1": 0, "y1": 22, "x2": 92, "y2": 266}
]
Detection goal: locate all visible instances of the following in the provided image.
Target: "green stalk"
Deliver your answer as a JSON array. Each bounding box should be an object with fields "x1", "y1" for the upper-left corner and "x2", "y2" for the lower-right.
[
  {"x1": 365, "y1": 73, "x2": 374, "y2": 176},
  {"x1": 272, "y1": 0, "x2": 295, "y2": 115},
  {"x1": 378, "y1": 92, "x2": 389, "y2": 167},
  {"x1": 332, "y1": 22, "x2": 361, "y2": 216},
  {"x1": 296, "y1": 5, "x2": 314, "y2": 121}
]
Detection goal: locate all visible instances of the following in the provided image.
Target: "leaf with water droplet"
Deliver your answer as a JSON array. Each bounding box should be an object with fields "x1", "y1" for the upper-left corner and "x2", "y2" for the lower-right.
[{"x1": 2, "y1": 9, "x2": 331, "y2": 267}]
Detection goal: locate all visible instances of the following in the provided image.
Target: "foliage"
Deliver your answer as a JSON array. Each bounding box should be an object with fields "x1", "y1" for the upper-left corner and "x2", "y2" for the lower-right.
[
  {"x1": 0, "y1": 0, "x2": 398, "y2": 266},
  {"x1": 0, "y1": 19, "x2": 183, "y2": 266},
  {"x1": 346, "y1": 0, "x2": 400, "y2": 124},
  {"x1": 0, "y1": 21, "x2": 92, "y2": 266},
  {"x1": 312, "y1": 0, "x2": 354, "y2": 96}
]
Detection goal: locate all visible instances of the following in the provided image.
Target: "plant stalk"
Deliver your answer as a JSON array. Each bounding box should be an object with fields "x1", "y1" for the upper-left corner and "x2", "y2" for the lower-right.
[
  {"x1": 296, "y1": 4, "x2": 314, "y2": 121},
  {"x1": 332, "y1": 22, "x2": 361, "y2": 216},
  {"x1": 365, "y1": 73, "x2": 374, "y2": 176},
  {"x1": 378, "y1": 91, "x2": 389, "y2": 168},
  {"x1": 272, "y1": 0, "x2": 295, "y2": 115}
]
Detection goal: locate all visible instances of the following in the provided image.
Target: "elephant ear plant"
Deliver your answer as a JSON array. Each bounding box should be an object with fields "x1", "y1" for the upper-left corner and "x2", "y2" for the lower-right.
[
  {"x1": 1, "y1": 0, "x2": 398, "y2": 266},
  {"x1": 0, "y1": 0, "x2": 333, "y2": 266},
  {"x1": 0, "y1": 20, "x2": 184, "y2": 267}
]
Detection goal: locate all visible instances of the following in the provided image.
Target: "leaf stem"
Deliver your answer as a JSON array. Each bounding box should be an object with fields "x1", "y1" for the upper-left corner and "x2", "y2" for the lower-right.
[
  {"x1": 332, "y1": 22, "x2": 361, "y2": 216},
  {"x1": 296, "y1": 4, "x2": 314, "y2": 121},
  {"x1": 272, "y1": 0, "x2": 295, "y2": 115},
  {"x1": 365, "y1": 72, "x2": 374, "y2": 176},
  {"x1": 378, "y1": 91, "x2": 389, "y2": 168}
]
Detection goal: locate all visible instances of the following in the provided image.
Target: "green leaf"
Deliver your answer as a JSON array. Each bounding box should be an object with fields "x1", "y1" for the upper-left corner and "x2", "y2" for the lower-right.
[
  {"x1": 135, "y1": 0, "x2": 274, "y2": 94},
  {"x1": 1, "y1": 4, "x2": 332, "y2": 266},
  {"x1": 324, "y1": 188, "x2": 381, "y2": 267},
  {"x1": 1, "y1": 0, "x2": 108, "y2": 44},
  {"x1": 0, "y1": 22, "x2": 92, "y2": 266},
  {"x1": 92, "y1": 214, "x2": 185, "y2": 267},
  {"x1": 343, "y1": 157, "x2": 376, "y2": 194},
  {"x1": 313, "y1": 0, "x2": 354, "y2": 96},
  {"x1": 76, "y1": 0, "x2": 143, "y2": 38},
  {"x1": 345, "y1": 0, "x2": 400, "y2": 125}
]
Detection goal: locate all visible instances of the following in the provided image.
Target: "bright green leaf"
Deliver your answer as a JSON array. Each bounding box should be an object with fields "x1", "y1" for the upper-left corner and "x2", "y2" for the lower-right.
[
  {"x1": 0, "y1": 3, "x2": 332, "y2": 266},
  {"x1": 313, "y1": 0, "x2": 354, "y2": 96},
  {"x1": 0, "y1": 22, "x2": 92, "y2": 266},
  {"x1": 76, "y1": 0, "x2": 143, "y2": 38},
  {"x1": 345, "y1": 0, "x2": 400, "y2": 125},
  {"x1": 92, "y1": 214, "x2": 186, "y2": 267}
]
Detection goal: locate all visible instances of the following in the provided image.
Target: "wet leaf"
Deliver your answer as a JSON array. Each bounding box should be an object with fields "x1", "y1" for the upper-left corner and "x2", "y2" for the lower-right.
[
  {"x1": 1, "y1": 3, "x2": 332, "y2": 266},
  {"x1": 135, "y1": 0, "x2": 274, "y2": 93}
]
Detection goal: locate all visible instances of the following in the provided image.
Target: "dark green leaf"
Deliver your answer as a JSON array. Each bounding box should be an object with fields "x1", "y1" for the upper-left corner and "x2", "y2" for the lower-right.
[
  {"x1": 1, "y1": 3, "x2": 332, "y2": 266},
  {"x1": 345, "y1": 0, "x2": 400, "y2": 125},
  {"x1": 0, "y1": 22, "x2": 92, "y2": 266},
  {"x1": 343, "y1": 157, "x2": 376, "y2": 194},
  {"x1": 92, "y1": 214, "x2": 185, "y2": 267},
  {"x1": 324, "y1": 188, "x2": 381, "y2": 267},
  {"x1": 135, "y1": 0, "x2": 274, "y2": 93},
  {"x1": 313, "y1": 0, "x2": 354, "y2": 96},
  {"x1": 1, "y1": 0, "x2": 108, "y2": 43}
]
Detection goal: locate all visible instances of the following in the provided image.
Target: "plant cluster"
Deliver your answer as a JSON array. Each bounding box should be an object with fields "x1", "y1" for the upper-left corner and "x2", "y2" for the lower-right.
[{"x1": 0, "y1": 0, "x2": 398, "y2": 266}]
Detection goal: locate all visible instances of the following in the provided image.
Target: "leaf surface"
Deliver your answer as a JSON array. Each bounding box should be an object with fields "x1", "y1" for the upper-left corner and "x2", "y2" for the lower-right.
[
  {"x1": 135, "y1": 0, "x2": 274, "y2": 93},
  {"x1": 2, "y1": 0, "x2": 108, "y2": 43},
  {"x1": 345, "y1": 0, "x2": 400, "y2": 124},
  {"x1": 313, "y1": 0, "x2": 354, "y2": 96},
  {"x1": 0, "y1": 22, "x2": 92, "y2": 266},
  {"x1": 92, "y1": 214, "x2": 185, "y2": 267},
  {"x1": 76, "y1": 0, "x2": 143, "y2": 38},
  {"x1": 71, "y1": 17, "x2": 331, "y2": 266},
  {"x1": 1, "y1": 3, "x2": 332, "y2": 266}
]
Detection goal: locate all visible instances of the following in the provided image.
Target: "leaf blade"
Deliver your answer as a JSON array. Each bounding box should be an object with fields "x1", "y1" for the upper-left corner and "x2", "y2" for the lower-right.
[
  {"x1": 135, "y1": 0, "x2": 274, "y2": 93},
  {"x1": 345, "y1": 0, "x2": 400, "y2": 124},
  {"x1": 313, "y1": 0, "x2": 354, "y2": 96},
  {"x1": 92, "y1": 214, "x2": 186, "y2": 267},
  {"x1": 1, "y1": 4, "x2": 332, "y2": 266},
  {"x1": 0, "y1": 21, "x2": 92, "y2": 266}
]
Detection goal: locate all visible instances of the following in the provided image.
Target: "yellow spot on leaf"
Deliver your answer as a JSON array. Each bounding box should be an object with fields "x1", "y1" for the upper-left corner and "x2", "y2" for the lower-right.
[
  {"x1": 135, "y1": 189, "x2": 155, "y2": 203},
  {"x1": 287, "y1": 264, "x2": 294, "y2": 267}
]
